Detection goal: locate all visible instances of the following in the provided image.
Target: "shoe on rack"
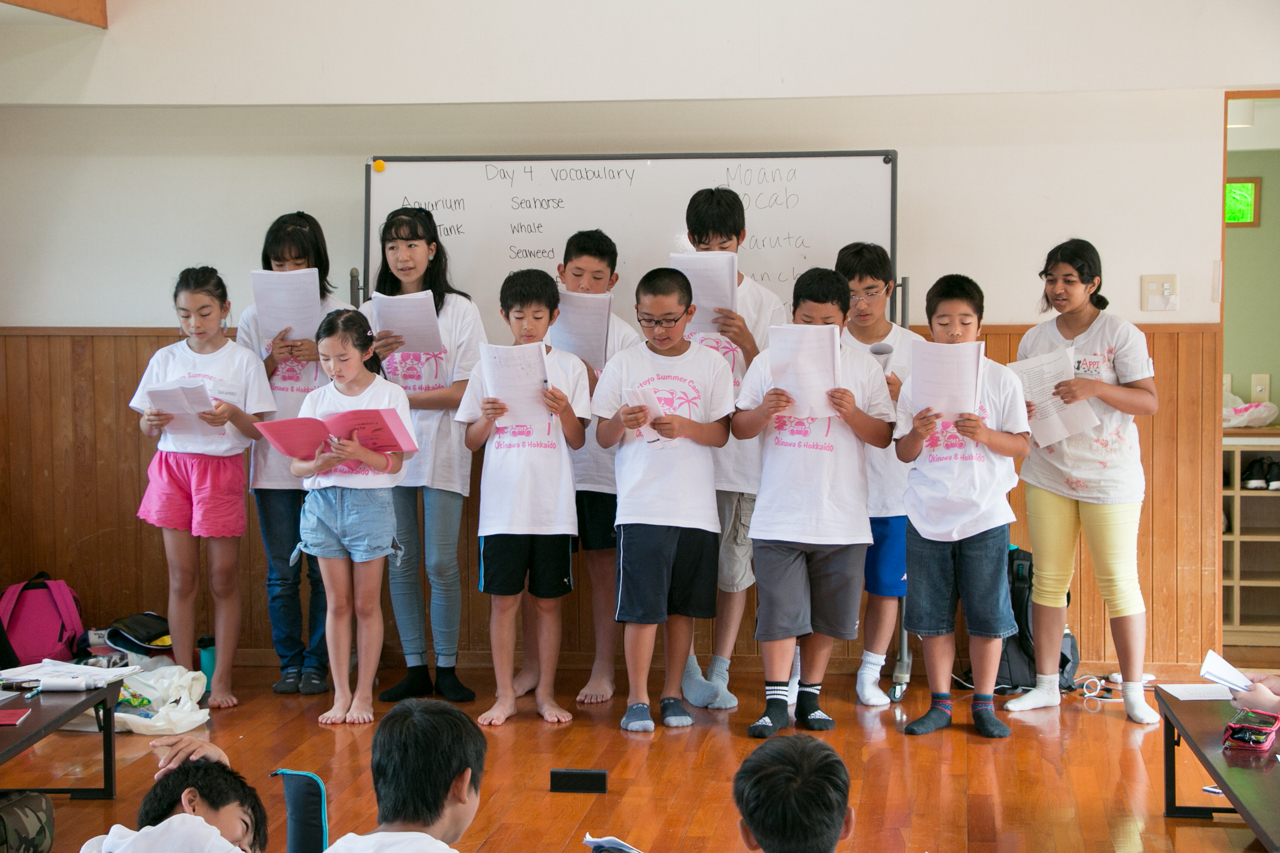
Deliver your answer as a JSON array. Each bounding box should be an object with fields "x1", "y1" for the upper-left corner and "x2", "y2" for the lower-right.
[
  {"x1": 1268, "y1": 460, "x2": 1280, "y2": 491},
  {"x1": 1243, "y1": 457, "x2": 1271, "y2": 490}
]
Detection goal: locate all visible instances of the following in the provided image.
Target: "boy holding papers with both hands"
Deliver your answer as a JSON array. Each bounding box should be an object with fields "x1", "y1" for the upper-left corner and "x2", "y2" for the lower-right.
[
  {"x1": 732, "y1": 268, "x2": 894, "y2": 738},
  {"x1": 455, "y1": 270, "x2": 590, "y2": 727},
  {"x1": 893, "y1": 275, "x2": 1031, "y2": 739}
]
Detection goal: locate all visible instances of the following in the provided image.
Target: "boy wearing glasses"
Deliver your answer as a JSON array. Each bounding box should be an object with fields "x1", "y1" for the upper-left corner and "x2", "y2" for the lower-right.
[
  {"x1": 681, "y1": 187, "x2": 788, "y2": 712},
  {"x1": 594, "y1": 268, "x2": 735, "y2": 732},
  {"x1": 835, "y1": 242, "x2": 925, "y2": 707}
]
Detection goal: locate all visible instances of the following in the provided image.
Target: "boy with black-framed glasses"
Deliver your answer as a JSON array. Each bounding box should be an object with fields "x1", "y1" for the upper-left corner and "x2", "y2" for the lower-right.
[{"x1": 593, "y1": 267, "x2": 735, "y2": 732}]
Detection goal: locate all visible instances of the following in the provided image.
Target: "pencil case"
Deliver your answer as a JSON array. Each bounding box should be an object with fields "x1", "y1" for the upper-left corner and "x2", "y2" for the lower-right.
[{"x1": 1223, "y1": 708, "x2": 1280, "y2": 751}]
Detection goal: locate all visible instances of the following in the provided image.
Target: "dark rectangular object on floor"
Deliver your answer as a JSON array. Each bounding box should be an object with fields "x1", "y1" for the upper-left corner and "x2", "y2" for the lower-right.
[{"x1": 551, "y1": 768, "x2": 607, "y2": 794}]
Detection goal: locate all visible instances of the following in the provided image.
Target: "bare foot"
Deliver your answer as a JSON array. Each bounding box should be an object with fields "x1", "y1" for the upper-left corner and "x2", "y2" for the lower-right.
[
  {"x1": 478, "y1": 696, "x2": 518, "y2": 726},
  {"x1": 345, "y1": 698, "x2": 375, "y2": 725},
  {"x1": 537, "y1": 696, "x2": 573, "y2": 724},
  {"x1": 319, "y1": 694, "x2": 352, "y2": 725},
  {"x1": 576, "y1": 669, "x2": 615, "y2": 704},
  {"x1": 208, "y1": 677, "x2": 238, "y2": 709},
  {"x1": 512, "y1": 666, "x2": 540, "y2": 698}
]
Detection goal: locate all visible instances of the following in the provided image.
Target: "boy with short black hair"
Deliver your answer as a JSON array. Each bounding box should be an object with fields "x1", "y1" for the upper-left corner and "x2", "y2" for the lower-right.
[
  {"x1": 834, "y1": 241, "x2": 926, "y2": 706},
  {"x1": 733, "y1": 268, "x2": 894, "y2": 737},
  {"x1": 327, "y1": 698, "x2": 487, "y2": 852},
  {"x1": 81, "y1": 757, "x2": 268, "y2": 853},
  {"x1": 681, "y1": 187, "x2": 788, "y2": 711},
  {"x1": 732, "y1": 735, "x2": 854, "y2": 853},
  {"x1": 457, "y1": 269, "x2": 590, "y2": 727},
  {"x1": 894, "y1": 274, "x2": 1031, "y2": 739},
  {"x1": 594, "y1": 267, "x2": 735, "y2": 732}
]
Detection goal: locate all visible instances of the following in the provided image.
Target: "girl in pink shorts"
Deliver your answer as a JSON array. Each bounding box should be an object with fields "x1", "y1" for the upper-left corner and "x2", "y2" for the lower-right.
[{"x1": 129, "y1": 267, "x2": 275, "y2": 708}]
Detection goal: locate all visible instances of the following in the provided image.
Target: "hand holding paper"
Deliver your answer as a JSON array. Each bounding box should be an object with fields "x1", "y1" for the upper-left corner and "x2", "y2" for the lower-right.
[
  {"x1": 623, "y1": 387, "x2": 671, "y2": 448},
  {"x1": 910, "y1": 340, "x2": 983, "y2": 419},
  {"x1": 145, "y1": 382, "x2": 221, "y2": 437},
  {"x1": 256, "y1": 410, "x2": 417, "y2": 469},
  {"x1": 1201, "y1": 649, "x2": 1252, "y2": 693},
  {"x1": 251, "y1": 269, "x2": 323, "y2": 356},
  {"x1": 368, "y1": 290, "x2": 444, "y2": 355},
  {"x1": 479, "y1": 343, "x2": 551, "y2": 427},
  {"x1": 1009, "y1": 348, "x2": 1100, "y2": 447},
  {"x1": 769, "y1": 324, "x2": 841, "y2": 418}
]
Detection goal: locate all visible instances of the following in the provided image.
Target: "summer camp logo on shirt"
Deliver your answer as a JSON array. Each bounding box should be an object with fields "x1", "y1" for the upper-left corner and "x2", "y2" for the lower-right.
[
  {"x1": 923, "y1": 403, "x2": 990, "y2": 464},
  {"x1": 384, "y1": 349, "x2": 449, "y2": 393},
  {"x1": 492, "y1": 420, "x2": 557, "y2": 451},
  {"x1": 270, "y1": 358, "x2": 323, "y2": 395},
  {"x1": 771, "y1": 415, "x2": 834, "y2": 452},
  {"x1": 686, "y1": 332, "x2": 742, "y2": 380},
  {"x1": 637, "y1": 374, "x2": 702, "y2": 417}
]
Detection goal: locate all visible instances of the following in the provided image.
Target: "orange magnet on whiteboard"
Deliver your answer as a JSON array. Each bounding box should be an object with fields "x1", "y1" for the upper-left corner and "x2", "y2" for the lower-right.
[{"x1": 373, "y1": 159, "x2": 385, "y2": 172}]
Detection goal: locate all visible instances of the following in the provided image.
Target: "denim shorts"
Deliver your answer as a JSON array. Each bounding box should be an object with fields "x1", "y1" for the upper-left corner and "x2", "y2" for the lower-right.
[
  {"x1": 295, "y1": 487, "x2": 398, "y2": 564},
  {"x1": 903, "y1": 521, "x2": 1016, "y2": 639}
]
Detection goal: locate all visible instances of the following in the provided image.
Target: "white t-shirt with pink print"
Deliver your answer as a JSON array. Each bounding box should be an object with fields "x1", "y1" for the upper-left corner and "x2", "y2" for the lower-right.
[
  {"x1": 1017, "y1": 311, "x2": 1154, "y2": 504},
  {"x1": 738, "y1": 344, "x2": 895, "y2": 545},
  {"x1": 360, "y1": 292, "x2": 488, "y2": 496},
  {"x1": 685, "y1": 274, "x2": 788, "y2": 494},
  {"x1": 236, "y1": 294, "x2": 353, "y2": 490},
  {"x1": 592, "y1": 341, "x2": 736, "y2": 533},
  {"x1": 893, "y1": 358, "x2": 1030, "y2": 542}
]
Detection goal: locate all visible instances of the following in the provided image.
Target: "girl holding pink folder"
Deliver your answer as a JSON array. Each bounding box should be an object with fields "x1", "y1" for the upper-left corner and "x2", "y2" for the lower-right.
[{"x1": 289, "y1": 309, "x2": 414, "y2": 725}]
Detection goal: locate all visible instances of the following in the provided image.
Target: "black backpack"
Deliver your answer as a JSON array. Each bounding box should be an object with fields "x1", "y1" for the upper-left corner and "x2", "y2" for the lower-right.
[{"x1": 963, "y1": 547, "x2": 1080, "y2": 694}]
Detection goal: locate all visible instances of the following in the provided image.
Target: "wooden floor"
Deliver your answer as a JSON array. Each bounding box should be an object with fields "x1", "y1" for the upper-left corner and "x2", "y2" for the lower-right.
[{"x1": 3, "y1": 666, "x2": 1269, "y2": 853}]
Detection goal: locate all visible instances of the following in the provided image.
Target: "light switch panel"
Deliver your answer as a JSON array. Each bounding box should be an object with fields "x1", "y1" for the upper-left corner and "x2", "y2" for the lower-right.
[
  {"x1": 1141, "y1": 274, "x2": 1178, "y2": 311},
  {"x1": 1252, "y1": 374, "x2": 1270, "y2": 403},
  {"x1": 1224, "y1": 374, "x2": 1233, "y2": 397}
]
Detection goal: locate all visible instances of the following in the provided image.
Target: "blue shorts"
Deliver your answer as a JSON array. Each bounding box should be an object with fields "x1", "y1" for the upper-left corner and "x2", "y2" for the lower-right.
[
  {"x1": 903, "y1": 521, "x2": 1016, "y2": 640},
  {"x1": 865, "y1": 516, "x2": 908, "y2": 597},
  {"x1": 615, "y1": 524, "x2": 718, "y2": 624},
  {"x1": 296, "y1": 487, "x2": 398, "y2": 564}
]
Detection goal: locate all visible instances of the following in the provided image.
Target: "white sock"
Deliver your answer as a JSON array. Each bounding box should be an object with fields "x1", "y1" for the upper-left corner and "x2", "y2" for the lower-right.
[
  {"x1": 1122, "y1": 681, "x2": 1160, "y2": 724},
  {"x1": 1005, "y1": 673, "x2": 1062, "y2": 711},
  {"x1": 856, "y1": 650, "x2": 890, "y2": 706},
  {"x1": 786, "y1": 647, "x2": 801, "y2": 705}
]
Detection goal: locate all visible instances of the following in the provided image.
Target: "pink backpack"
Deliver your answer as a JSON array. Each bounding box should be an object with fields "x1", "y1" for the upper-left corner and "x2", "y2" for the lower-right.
[{"x1": 0, "y1": 572, "x2": 84, "y2": 664}]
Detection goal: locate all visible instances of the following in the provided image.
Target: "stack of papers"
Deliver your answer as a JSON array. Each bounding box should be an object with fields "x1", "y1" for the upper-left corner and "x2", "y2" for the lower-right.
[
  {"x1": 145, "y1": 382, "x2": 219, "y2": 437},
  {"x1": 668, "y1": 252, "x2": 736, "y2": 336},
  {"x1": 368, "y1": 290, "x2": 444, "y2": 354},
  {"x1": 547, "y1": 290, "x2": 612, "y2": 371},
  {"x1": 1200, "y1": 649, "x2": 1251, "y2": 692},
  {"x1": 769, "y1": 324, "x2": 841, "y2": 419},
  {"x1": 910, "y1": 340, "x2": 983, "y2": 419},
  {"x1": 0, "y1": 659, "x2": 142, "y2": 689},
  {"x1": 1009, "y1": 347, "x2": 1100, "y2": 446},
  {"x1": 479, "y1": 343, "x2": 551, "y2": 427},
  {"x1": 250, "y1": 269, "x2": 324, "y2": 354}
]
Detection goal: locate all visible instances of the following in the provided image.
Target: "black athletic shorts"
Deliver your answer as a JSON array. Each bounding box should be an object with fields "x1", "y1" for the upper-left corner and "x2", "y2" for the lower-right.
[
  {"x1": 479, "y1": 534, "x2": 574, "y2": 598},
  {"x1": 615, "y1": 524, "x2": 718, "y2": 623},
  {"x1": 572, "y1": 491, "x2": 618, "y2": 552}
]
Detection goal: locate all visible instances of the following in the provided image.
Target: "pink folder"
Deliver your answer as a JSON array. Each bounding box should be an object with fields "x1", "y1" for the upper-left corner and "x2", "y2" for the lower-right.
[{"x1": 256, "y1": 409, "x2": 418, "y2": 463}]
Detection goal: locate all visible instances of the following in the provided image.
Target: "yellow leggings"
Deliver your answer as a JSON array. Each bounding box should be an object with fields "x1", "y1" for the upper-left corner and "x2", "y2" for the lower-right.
[{"x1": 1024, "y1": 483, "x2": 1146, "y2": 618}]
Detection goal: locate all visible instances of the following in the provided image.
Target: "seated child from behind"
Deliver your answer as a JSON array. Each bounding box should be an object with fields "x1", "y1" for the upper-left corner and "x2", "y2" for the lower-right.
[{"x1": 733, "y1": 734, "x2": 854, "y2": 853}]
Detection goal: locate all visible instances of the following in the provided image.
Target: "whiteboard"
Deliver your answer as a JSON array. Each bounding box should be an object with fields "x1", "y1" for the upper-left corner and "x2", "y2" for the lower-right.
[{"x1": 364, "y1": 152, "x2": 895, "y2": 343}]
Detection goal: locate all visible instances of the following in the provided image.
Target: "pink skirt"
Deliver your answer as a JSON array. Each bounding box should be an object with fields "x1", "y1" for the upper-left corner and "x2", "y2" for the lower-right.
[{"x1": 138, "y1": 451, "x2": 247, "y2": 538}]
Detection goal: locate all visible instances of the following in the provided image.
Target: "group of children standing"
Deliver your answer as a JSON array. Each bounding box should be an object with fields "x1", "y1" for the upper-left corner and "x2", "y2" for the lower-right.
[{"x1": 131, "y1": 187, "x2": 1163, "y2": 736}]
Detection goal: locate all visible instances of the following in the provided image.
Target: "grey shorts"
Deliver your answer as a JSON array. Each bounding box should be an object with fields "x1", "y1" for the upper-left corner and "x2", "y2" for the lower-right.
[
  {"x1": 751, "y1": 540, "x2": 867, "y2": 642},
  {"x1": 717, "y1": 490, "x2": 756, "y2": 593}
]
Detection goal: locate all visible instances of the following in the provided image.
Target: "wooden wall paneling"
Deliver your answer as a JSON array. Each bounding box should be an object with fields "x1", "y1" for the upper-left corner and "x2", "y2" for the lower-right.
[
  {"x1": 1135, "y1": 399, "x2": 1155, "y2": 664},
  {"x1": 7, "y1": 339, "x2": 33, "y2": 578},
  {"x1": 114, "y1": 336, "x2": 142, "y2": 633},
  {"x1": 92, "y1": 337, "x2": 125, "y2": 627},
  {"x1": 50, "y1": 337, "x2": 76, "y2": 589},
  {"x1": 1149, "y1": 333, "x2": 1180, "y2": 665},
  {"x1": 135, "y1": 336, "x2": 167, "y2": 630},
  {"x1": 1199, "y1": 330, "x2": 1222, "y2": 657},
  {"x1": 28, "y1": 337, "x2": 54, "y2": 578},
  {"x1": 71, "y1": 336, "x2": 98, "y2": 625},
  {"x1": 1175, "y1": 332, "x2": 1203, "y2": 663}
]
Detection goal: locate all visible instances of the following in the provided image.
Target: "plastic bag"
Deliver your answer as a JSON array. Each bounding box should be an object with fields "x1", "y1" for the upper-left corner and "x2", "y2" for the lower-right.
[
  {"x1": 61, "y1": 664, "x2": 209, "y2": 735},
  {"x1": 1223, "y1": 391, "x2": 1279, "y2": 429}
]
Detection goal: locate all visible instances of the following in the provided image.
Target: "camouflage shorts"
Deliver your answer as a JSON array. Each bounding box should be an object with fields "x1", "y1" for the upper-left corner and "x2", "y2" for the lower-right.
[{"x1": 0, "y1": 791, "x2": 53, "y2": 853}]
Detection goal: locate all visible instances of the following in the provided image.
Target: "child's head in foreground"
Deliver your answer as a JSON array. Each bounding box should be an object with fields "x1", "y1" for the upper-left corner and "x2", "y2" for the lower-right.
[
  {"x1": 500, "y1": 269, "x2": 561, "y2": 346},
  {"x1": 137, "y1": 758, "x2": 267, "y2": 853},
  {"x1": 559, "y1": 229, "x2": 620, "y2": 294},
  {"x1": 686, "y1": 187, "x2": 746, "y2": 252},
  {"x1": 791, "y1": 268, "x2": 851, "y2": 327},
  {"x1": 834, "y1": 242, "x2": 893, "y2": 330},
  {"x1": 732, "y1": 735, "x2": 852, "y2": 853},
  {"x1": 925, "y1": 274, "x2": 984, "y2": 345},
  {"x1": 634, "y1": 267, "x2": 694, "y2": 352},
  {"x1": 371, "y1": 698, "x2": 488, "y2": 843}
]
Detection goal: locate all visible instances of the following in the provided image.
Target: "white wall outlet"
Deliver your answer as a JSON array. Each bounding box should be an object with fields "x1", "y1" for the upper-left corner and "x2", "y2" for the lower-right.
[
  {"x1": 1252, "y1": 374, "x2": 1270, "y2": 403},
  {"x1": 1141, "y1": 274, "x2": 1178, "y2": 311},
  {"x1": 1224, "y1": 374, "x2": 1233, "y2": 397}
]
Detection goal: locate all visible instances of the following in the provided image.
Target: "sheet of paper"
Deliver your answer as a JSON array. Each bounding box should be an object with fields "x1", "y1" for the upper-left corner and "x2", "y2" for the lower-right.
[
  {"x1": 146, "y1": 381, "x2": 220, "y2": 437},
  {"x1": 1162, "y1": 683, "x2": 1234, "y2": 702},
  {"x1": 0, "y1": 660, "x2": 141, "y2": 687},
  {"x1": 910, "y1": 340, "x2": 983, "y2": 419},
  {"x1": 624, "y1": 387, "x2": 672, "y2": 448},
  {"x1": 250, "y1": 269, "x2": 323, "y2": 355},
  {"x1": 479, "y1": 342, "x2": 551, "y2": 427},
  {"x1": 584, "y1": 833, "x2": 644, "y2": 853},
  {"x1": 668, "y1": 251, "x2": 736, "y2": 336},
  {"x1": 1200, "y1": 649, "x2": 1252, "y2": 692},
  {"x1": 1009, "y1": 347, "x2": 1100, "y2": 447},
  {"x1": 368, "y1": 290, "x2": 444, "y2": 355},
  {"x1": 769, "y1": 324, "x2": 841, "y2": 419},
  {"x1": 547, "y1": 290, "x2": 612, "y2": 371}
]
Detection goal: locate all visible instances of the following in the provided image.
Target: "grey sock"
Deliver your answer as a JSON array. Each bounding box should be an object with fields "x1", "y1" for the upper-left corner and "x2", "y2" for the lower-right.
[
  {"x1": 621, "y1": 702, "x2": 654, "y2": 732},
  {"x1": 681, "y1": 656, "x2": 721, "y2": 708},
  {"x1": 660, "y1": 696, "x2": 694, "y2": 727},
  {"x1": 904, "y1": 707, "x2": 952, "y2": 735},
  {"x1": 972, "y1": 708, "x2": 1011, "y2": 739},
  {"x1": 704, "y1": 655, "x2": 738, "y2": 710}
]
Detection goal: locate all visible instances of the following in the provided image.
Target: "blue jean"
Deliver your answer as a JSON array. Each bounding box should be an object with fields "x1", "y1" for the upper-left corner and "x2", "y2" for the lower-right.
[
  {"x1": 388, "y1": 486, "x2": 465, "y2": 668},
  {"x1": 904, "y1": 521, "x2": 1017, "y2": 640},
  {"x1": 255, "y1": 488, "x2": 327, "y2": 673}
]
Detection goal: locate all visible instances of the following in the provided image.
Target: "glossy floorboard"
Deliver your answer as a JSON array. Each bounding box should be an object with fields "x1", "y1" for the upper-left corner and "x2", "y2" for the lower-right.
[{"x1": 3, "y1": 666, "x2": 1267, "y2": 853}]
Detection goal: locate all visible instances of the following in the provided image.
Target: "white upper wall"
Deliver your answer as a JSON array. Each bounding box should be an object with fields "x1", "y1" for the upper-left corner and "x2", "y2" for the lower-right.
[{"x1": 0, "y1": 0, "x2": 1278, "y2": 105}]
